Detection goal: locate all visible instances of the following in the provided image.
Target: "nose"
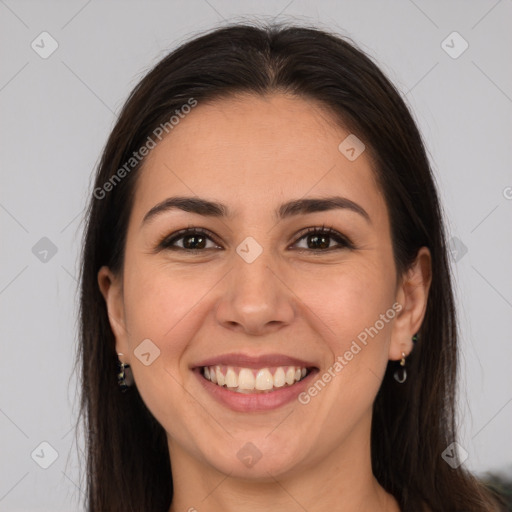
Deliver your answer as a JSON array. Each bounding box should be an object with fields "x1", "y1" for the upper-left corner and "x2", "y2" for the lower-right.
[{"x1": 214, "y1": 252, "x2": 296, "y2": 336}]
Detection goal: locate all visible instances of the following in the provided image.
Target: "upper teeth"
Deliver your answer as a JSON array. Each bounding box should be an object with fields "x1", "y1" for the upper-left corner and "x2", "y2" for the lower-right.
[{"x1": 203, "y1": 365, "x2": 308, "y2": 393}]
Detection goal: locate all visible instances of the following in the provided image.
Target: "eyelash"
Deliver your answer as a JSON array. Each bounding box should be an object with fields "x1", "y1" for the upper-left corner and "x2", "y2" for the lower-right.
[{"x1": 157, "y1": 224, "x2": 354, "y2": 253}]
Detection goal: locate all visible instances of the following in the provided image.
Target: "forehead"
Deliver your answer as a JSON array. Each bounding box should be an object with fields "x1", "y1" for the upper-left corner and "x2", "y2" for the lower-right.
[{"x1": 132, "y1": 93, "x2": 386, "y2": 223}]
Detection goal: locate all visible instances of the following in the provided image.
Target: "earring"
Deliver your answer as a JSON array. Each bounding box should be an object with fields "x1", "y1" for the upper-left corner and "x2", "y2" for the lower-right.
[
  {"x1": 393, "y1": 351, "x2": 407, "y2": 383},
  {"x1": 117, "y1": 359, "x2": 133, "y2": 392}
]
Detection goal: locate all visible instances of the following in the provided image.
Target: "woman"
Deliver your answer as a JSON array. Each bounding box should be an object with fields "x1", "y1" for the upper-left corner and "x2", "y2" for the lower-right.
[{"x1": 77, "y1": 22, "x2": 503, "y2": 511}]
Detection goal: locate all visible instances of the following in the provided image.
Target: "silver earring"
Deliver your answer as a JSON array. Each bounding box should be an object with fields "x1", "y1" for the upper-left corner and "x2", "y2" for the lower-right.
[
  {"x1": 393, "y1": 351, "x2": 407, "y2": 383},
  {"x1": 117, "y1": 360, "x2": 134, "y2": 392}
]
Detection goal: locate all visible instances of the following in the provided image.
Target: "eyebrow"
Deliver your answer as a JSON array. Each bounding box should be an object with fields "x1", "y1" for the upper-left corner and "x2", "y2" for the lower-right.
[{"x1": 141, "y1": 195, "x2": 371, "y2": 226}]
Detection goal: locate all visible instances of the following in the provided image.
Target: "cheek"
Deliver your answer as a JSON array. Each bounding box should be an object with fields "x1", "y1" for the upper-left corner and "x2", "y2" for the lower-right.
[
  {"x1": 120, "y1": 261, "x2": 210, "y2": 437},
  {"x1": 123, "y1": 259, "x2": 209, "y2": 346},
  {"x1": 295, "y1": 259, "x2": 397, "y2": 402},
  {"x1": 301, "y1": 260, "x2": 395, "y2": 338}
]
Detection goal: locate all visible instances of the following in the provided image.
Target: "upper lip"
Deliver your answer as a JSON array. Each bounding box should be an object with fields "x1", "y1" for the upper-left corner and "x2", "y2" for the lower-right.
[{"x1": 193, "y1": 353, "x2": 318, "y2": 369}]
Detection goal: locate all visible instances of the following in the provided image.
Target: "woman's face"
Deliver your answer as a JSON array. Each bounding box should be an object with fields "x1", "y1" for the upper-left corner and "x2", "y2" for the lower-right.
[{"x1": 100, "y1": 93, "x2": 429, "y2": 480}]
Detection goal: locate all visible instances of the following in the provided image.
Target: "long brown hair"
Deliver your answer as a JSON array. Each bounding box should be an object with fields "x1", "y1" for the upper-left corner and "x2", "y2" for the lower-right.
[{"x1": 76, "y1": 22, "x2": 503, "y2": 511}]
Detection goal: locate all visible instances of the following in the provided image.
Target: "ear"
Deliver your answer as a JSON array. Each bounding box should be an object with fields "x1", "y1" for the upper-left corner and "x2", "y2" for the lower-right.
[
  {"x1": 97, "y1": 266, "x2": 130, "y2": 362},
  {"x1": 389, "y1": 246, "x2": 432, "y2": 361}
]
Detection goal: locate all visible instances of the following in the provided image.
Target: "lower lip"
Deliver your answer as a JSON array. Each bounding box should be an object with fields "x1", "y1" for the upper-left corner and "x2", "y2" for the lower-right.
[{"x1": 193, "y1": 368, "x2": 318, "y2": 412}]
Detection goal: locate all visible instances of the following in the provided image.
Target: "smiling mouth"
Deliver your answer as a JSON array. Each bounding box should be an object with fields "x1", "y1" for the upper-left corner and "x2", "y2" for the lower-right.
[{"x1": 200, "y1": 365, "x2": 314, "y2": 394}]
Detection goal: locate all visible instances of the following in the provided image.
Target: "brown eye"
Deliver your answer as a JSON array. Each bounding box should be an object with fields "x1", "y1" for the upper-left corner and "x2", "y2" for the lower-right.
[
  {"x1": 157, "y1": 226, "x2": 353, "y2": 253},
  {"x1": 159, "y1": 228, "x2": 221, "y2": 251},
  {"x1": 293, "y1": 226, "x2": 354, "y2": 251}
]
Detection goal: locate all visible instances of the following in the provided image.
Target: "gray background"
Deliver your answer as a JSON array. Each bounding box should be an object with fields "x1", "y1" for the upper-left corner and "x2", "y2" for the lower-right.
[{"x1": 1, "y1": 0, "x2": 511, "y2": 510}]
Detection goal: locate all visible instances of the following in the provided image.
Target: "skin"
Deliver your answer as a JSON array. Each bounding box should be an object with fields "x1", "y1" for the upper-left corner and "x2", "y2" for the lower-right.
[{"x1": 99, "y1": 93, "x2": 431, "y2": 512}]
